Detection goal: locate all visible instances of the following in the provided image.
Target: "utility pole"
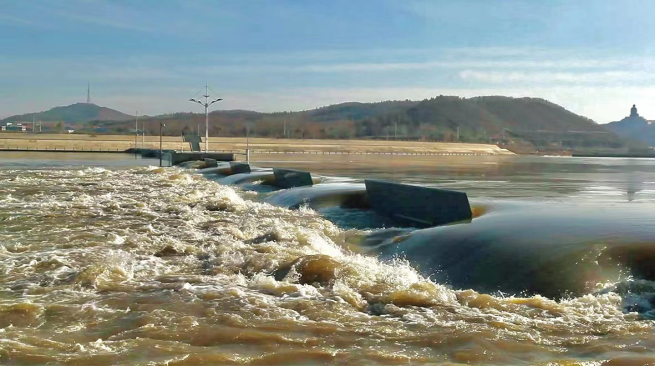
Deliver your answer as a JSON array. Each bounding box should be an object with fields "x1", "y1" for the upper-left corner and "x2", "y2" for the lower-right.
[
  {"x1": 246, "y1": 123, "x2": 251, "y2": 163},
  {"x1": 456, "y1": 126, "x2": 460, "y2": 142},
  {"x1": 283, "y1": 116, "x2": 287, "y2": 138},
  {"x1": 32, "y1": 116, "x2": 35, "y2": 133},
  {"x1": 394, "y1": 120, "x2": 398, "y2": 140},
  {"x1": 134, "y1": 111, "x2": 139, "y2": 149},
  {"x1": 189, "y1": 83, "x2": 223, "y2": 152},
  {"x1": 159, "y1": 122, "x2": 165, "y2": 167}
]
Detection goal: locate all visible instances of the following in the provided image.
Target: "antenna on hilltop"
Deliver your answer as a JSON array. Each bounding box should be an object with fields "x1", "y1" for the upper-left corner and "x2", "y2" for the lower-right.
[{"x1": 87, "y1": 81, "x2": 91, "y2": 104}]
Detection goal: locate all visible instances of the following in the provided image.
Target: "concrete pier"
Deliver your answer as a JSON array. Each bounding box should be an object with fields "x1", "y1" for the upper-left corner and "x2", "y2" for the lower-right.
[
  {"x1": 365, "y1": 179, "x2": 472, "y2": 228},
  {"x1": 273, "y1": 168, "x2": 314, "y2": 189},
  {"x1": 230, "y1": 162, "x2": 251, "y2": 174},
  {"x1": 169, "y1": 151, "x2": 235, "y2": 166},
  {"x1": 203, "y1": 158, "x2": 218, "y2": 168}
]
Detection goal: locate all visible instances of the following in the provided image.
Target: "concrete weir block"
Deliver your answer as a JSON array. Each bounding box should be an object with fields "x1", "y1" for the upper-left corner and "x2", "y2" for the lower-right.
[
  {"x1": 170, "y1": 152, "x2": 235, "y2": 166},
  {"x1": 203, "y1": 158, "x2": 218, "y2": 168},
  {"x1": 135, "y1": 148, "x2": 168, "y2": 158},
  {"x1": 273, "y1": 168, "x2": 313, "y2": 189},
  {"x1": 364, "y1": 179, "x2": 472, "y2": 228},
  {"x1": 230, "y1": 162, "x2": 251, "y2": 175}
]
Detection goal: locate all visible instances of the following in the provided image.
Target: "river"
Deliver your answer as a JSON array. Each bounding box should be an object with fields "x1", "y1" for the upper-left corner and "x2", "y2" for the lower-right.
[{"x1": 0, "y1": 151, "x2": 653, "y2": 365}]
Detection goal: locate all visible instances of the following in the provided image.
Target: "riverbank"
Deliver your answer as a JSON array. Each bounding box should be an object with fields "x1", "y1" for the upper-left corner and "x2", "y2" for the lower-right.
[{"x1": 0, "y1": 134, "x2": 513, "y2": 155}]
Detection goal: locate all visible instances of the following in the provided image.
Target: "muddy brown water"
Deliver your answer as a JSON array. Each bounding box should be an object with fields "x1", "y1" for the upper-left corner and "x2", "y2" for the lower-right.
[{"x1": 0, "y1": 152, "x2": 653, "y2": 365}]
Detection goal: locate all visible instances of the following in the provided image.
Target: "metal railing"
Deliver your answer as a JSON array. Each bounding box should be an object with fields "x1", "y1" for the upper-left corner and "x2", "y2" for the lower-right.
[
  {"x1": 215, "y1": 150, "x2": 499, "y2": 156},
  {"x1": 0, "y1": 147, "x2": 501, "y2": 156}
]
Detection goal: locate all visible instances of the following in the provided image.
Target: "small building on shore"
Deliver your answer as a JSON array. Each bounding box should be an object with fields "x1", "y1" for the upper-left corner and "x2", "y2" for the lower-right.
[{"x1": 1, "y1": 122, "x2": 27, "y2": 132}]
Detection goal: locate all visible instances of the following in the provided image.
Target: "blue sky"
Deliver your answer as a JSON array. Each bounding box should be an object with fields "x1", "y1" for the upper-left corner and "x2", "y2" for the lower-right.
[{"x1": 0, "y1": 0, "x2": 654, "y2": 122}]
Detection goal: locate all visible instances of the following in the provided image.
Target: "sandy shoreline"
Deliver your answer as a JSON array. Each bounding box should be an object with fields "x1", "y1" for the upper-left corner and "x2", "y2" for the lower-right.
[{"x1": 0, "y1": 133, "x2": 513, "y2": 155}]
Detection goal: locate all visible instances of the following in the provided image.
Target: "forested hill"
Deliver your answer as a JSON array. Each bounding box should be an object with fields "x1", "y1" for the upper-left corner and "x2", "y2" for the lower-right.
[
  {"x1": 345, "y1": 96, "x2": 620, "y2": 149},
  {"x1": 1, "y1": 103, "x2": 133, "y2": 124},
  {"x1": 13, "y1": 96, "x2": 631, "y2": 151}
]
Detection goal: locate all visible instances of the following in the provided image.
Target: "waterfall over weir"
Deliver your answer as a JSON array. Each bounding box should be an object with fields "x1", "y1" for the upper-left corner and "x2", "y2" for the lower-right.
[{"x1": 193, "y1": 161, "x2": 655, "y2": 304}]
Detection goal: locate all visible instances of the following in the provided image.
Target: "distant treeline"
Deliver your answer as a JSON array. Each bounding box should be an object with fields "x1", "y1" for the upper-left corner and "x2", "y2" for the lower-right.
[{"x1": 77, "y1": 96, "x2": 633, "y2": 151}]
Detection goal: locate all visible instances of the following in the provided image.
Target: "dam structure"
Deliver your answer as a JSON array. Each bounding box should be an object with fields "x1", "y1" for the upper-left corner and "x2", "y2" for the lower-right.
[
  {"x1": 183, "y1": 159, "x2": 654, "y2": 304},
  {"x1": 190, "y1": 161, "x2": 473, "y2": 229},
  {"x1": 0, "y1": 152, "x2": 652, "y2": 365}
]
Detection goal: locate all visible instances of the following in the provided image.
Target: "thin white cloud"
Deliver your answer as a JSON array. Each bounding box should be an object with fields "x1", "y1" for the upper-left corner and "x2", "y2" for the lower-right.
[
  {"x1": 445, "y1": 47, "x2": 548, "y2": 57},
  {"x1": 1, "y1": 48, "x2": 651, "y2": 80},
  {"x1": 296, "y1": 58, "x2": 650, "y2": 73},
  {"x1": 1, "y1": 45, "x2": 654, "y2": 123},
  {"x1": 56, "y1": 12, "x2": 154, "y2": 32},
  {"x1": 36, "y1": 0, "x2": 155, "y2": 32},
  {"x1": 81, "y1": 56, "x2": 649, "y2": 78},
  {"x1": 0, "y1": 14, "x2": 48, "y2": 28},
  {"x1": 459, "y1": 70, "x2": 655, "y2": 84}
]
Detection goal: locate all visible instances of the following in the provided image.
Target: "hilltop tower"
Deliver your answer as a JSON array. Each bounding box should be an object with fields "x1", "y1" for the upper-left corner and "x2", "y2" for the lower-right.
[
  {"x1": 630, "y1": 104, "x2": 638, "y2": 117},
  {"x1": 87, "y1": 81, "x2": 91, "y2": 104}
]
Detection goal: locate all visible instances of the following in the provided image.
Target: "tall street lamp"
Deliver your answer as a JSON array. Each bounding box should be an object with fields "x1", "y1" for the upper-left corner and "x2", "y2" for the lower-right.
[
  {"x1": 189, "y1": 83, "x2": 223, "y2": 152},
  {"x1": 245, "y1": 122, "x2": 254, "y2": 164},
  {"x1": 134, "y1": 111, "x2": 139, "y2": 154}
]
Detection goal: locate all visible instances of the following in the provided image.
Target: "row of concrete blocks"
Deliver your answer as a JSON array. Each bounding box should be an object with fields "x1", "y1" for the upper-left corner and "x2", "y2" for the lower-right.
[
  {"x1": 209, "y1": 161, "x2": 472, "y2": 228},
  {"x1": 125, "y1": 150, "x2": 237, "y2": 165}
]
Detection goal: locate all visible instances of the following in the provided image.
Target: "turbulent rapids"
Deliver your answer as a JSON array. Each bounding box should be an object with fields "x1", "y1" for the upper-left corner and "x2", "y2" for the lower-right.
[{"x1": 0, "y1": 162, "x2": 654, "y2": 365}]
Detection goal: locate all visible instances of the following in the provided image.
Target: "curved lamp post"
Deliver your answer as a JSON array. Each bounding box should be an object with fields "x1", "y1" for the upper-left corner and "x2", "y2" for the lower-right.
[{"x1": 189, "y1": 84, "x2": 222, "y2": 152}]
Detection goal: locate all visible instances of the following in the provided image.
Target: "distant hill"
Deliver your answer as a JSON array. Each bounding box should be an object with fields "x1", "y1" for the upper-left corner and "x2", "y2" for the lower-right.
[
  {"x1": 9, "y1": 97, "x2": 635, "y2": 152},
  {"x1": 355, "y1": 96, "x2": 623, "y2": 151},
  {"x1": 397, "y1": 96, "x2": 609, "y2": 134},
  {"x1": 469, "y1": 97, "x2": 603, "y2": 132},
  {"x1": 604, "y1": 105, "x2": 655, "y2": 147},
  {"x1": 87, "y1": 101, "x2": 418, "y2": 138},
  {"x1": 308, "y1": 101, "x2": 418, "y2": 122},
  {"x1": 1, "y1": 103, "x2": 133, "y2": 124}
]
